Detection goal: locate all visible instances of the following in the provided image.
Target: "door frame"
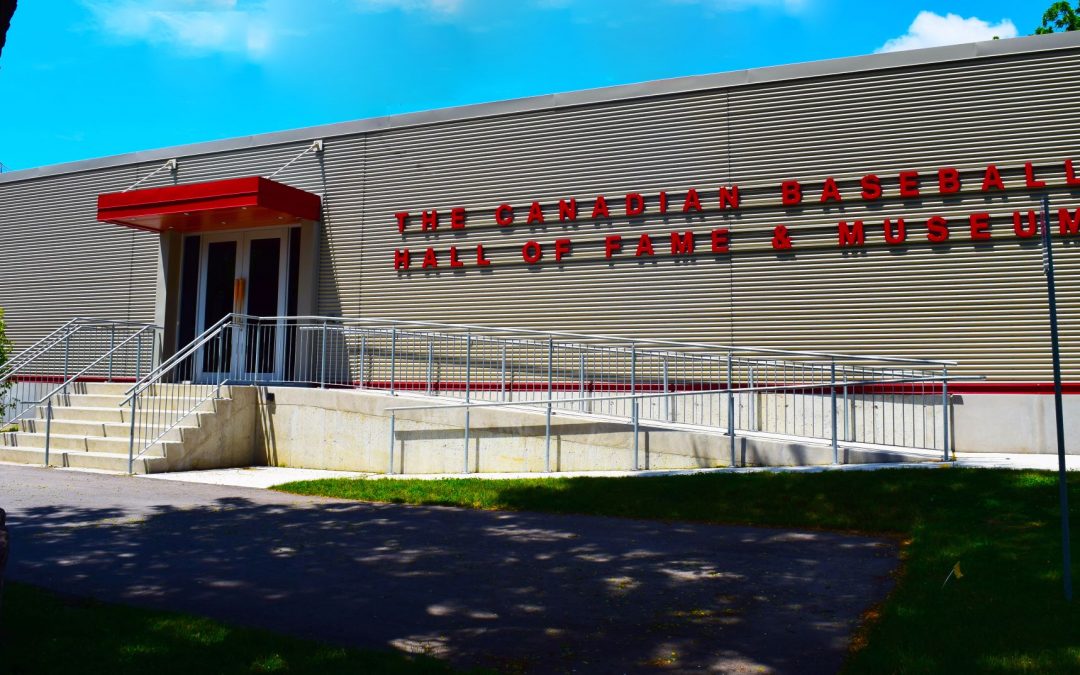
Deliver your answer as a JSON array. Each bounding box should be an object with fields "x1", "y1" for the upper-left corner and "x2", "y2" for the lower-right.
[{"x1": 192, "y1": 227, "x2": 292, "y2": 383}]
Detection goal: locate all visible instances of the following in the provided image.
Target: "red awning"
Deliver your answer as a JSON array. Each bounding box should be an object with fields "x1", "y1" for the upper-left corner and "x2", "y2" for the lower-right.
[{"x1": 97, "y1": 176, "x2": 322, "y2": 233}]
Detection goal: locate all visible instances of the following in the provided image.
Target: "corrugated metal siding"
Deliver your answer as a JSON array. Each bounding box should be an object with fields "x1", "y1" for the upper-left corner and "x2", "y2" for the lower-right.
[
  {"x1": 2, "y1": 45, "x2": 1078, "y2": 382},
  {"x1": 0, "y1": 165, "x2": 159, "y2": 350}
]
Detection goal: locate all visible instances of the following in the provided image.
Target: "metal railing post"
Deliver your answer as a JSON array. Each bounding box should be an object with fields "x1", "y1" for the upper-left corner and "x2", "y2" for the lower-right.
[
  {"x1": 579, "y1": 350, "x2": 585, "y2": 412},
  {"x1": 546, "y1": 338, "x2": 553, "y2": 473},
  {"x1": 136, "y1": 333, "x2": 143, "y2": 382},
  {"x1": 500, "y1": 342, "x2": 507, "y2": 402},
  {"x1": 108, "y1": 324, "x2": 116, "y2": 382},
  {"x1": 942, "y1": 365, "x2": 950, "y2": 461},
  {"x1": 62, "y1": 332, "x2": 71, "y2": 395},
  {"x1": 390, "y1": 327, "x2": 397, "y2": 396},
  {"x1": 426, "y1": 337, "x2": 434, "y2": 395},
  {"x1": 388, "y1": 410, "x2": 396, "y2": 474},
  {"x1": 727, "y1": 352, "x2": 735, "y2": 467},
  {"x1": 662, "y1": 357, "x2": 670, "y2": 421},
  {"x1": 630, "y1": 344, "x2": 637, "y2": 415},
  {"x1": 632, "y1": 398, "x2": 640, "y2": 470},
  {"x1": 464, "y1": 334, "x2": 471, "y2": 474},
  {"x1": 43, "y1": 398, "x2": 53, "y2": 467},
  {"x1": 748, "y1": 364, "x2": 756, "y2": 431},
  {"x1": 831, "y1": 359, "x2": 839, "y2": 464},
  {"x1": 359, "y1": 334, "x2": 367, "y2": 388},
  {"x1": 127, "y1": 392, "x2": 138, "y2": 474},
  {"x1": 319, "y1": 321, "x2": 328, "y2": 388}
]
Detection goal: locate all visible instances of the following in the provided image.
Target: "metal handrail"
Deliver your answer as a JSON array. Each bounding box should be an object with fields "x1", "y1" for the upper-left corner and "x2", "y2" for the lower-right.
[
  {"x1": 213, "y1": 313, "x2": 957, "y2": 367},
  {"x1": 122, "y1": 312, "x2": 235, "y2": 402}
]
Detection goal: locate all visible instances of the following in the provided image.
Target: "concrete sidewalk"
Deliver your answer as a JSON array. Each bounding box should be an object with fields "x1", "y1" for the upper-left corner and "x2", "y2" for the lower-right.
[{"x1": 129, "y1": 451, "x2": 1080, "y2": 491}]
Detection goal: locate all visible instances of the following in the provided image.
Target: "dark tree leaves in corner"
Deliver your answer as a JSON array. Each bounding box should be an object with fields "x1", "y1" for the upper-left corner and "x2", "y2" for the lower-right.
[
  {"x1": 1036, "y1": 0, "x2": 1080, "y2": 33},
  {"x1": 0, "y1": 0, "x2": 15, "y2": 60}
]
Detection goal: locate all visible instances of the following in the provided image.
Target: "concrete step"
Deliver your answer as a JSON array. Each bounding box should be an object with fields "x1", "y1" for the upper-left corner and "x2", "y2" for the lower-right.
[
  {"x1": 78, "y1": 382, "x2": 224, "y2": 397},
  {"x1": 63, "y1": 393, "x2": 223, "y2": 412},
  {"x1": 45, "y1": 399, "x2": 224, "y2": 423},
  {"x1": 18, "y1": 417, "x2": 190, "y2": 441},
  {"x1": 4, "y1": 431, "x2": 174, "y2": 456},
  {"x1": 0, "y1": 445, "x2": 168, "y2": 474}
]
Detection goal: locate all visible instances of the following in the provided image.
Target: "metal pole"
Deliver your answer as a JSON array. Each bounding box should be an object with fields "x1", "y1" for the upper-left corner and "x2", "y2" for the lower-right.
[
  {"x1": 464, "y1": 334, "x2": 471, "y2": 474},
  {"x1": 427, "y1": 338, "x2": 434, "y2": 395},
  {"x1": 127, "y1": 391, "x2": 138, "y2": 475},
  {"x1": 136, "y1": 333, "x2": 143, "y2": 382},
  {"x1": 632, "y1": 399, "x2": 640, "y2": 470},
  {"x1": 319, "y1": 321, "x2": 327, "y2": 388},
  {"x1": 500, "y1": 342, "x2": 507, "y2": 402},
  {"x1": 663, "y1": 357, "x2": 670, "y2": 421},
  {"x1": 546, "y1": 338, "x2": 553, "y2": 473},
  {"x1": 43, "y1": 398, "x2": 53, "y2": 467},
  {"x1": 62, "y1": 332, "x2": 71, "y2": 395},
  {"x1": 108, "y1": 324, "x2": 116, "y2": 382},
  {"x1": 359, "y1": 335, "x2": 366, "y2": 388},
  {"x1": 1041, "y1": 194, "x2": 1073, "y2": 602},
  {"x1": 830, "y1": 359, "x2": 839, "y2": 464},
  {"x1": 390, "y1": 327, "x2": 397, "y2": 396},
  {"x1": 579, "y1": 350, "x2": 585, "y2": 413},
  {"x1": 942, "y1": 366, "x2": 950, "y2": 462},
  {"x1": 727, "y1": 352, "x2": 735, "y2": 467},
  {"x1": 388, "y1": 410, "x2": 396, "y2": 474}
]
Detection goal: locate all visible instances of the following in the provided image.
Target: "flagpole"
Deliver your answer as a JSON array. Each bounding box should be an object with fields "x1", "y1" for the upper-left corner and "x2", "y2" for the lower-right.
[{"x1": 1041, "y1": 194, "x2": 1073, "y2": 602}]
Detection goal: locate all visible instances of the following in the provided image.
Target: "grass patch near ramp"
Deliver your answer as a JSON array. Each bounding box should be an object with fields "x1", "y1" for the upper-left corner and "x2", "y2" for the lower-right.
[
  {"x1": 276, "y1": 468, "x2": 1080, "y2": 673},
  {"x1": 0, "y1": 582, "x2": 463, "y2": 675}
]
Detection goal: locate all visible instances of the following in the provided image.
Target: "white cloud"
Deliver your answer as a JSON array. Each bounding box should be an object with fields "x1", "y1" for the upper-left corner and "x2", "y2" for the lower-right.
[
  {"x1": 877, "y1": 11, "x2": 1018, "y2": 53},
  {"x1": 83, "y1": 0, "x2": 278, "y2": 60},
  {"x1": 353, "y1": 0, "x2": 465, "y2": 14}
]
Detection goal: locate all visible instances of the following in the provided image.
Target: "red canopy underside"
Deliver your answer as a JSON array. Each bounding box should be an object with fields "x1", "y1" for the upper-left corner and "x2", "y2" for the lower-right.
[{"x1": 97, "y1": 176, "x2": 322, "y2": 233}]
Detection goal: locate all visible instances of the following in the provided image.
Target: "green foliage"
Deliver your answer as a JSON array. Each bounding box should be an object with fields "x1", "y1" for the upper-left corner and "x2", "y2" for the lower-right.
[
  {"x1": 1036, "y1": 0, "x2": 1080, "y2": 34},
  {"x1": 0, "y1": 307, "x2": 11, "y2": 414},
  {"x1": 0, "y1": 583, "x2": 470, "y2": 675},
  {"x1": 278, "y1": 469, "x2": 1080, "y2": 673}
]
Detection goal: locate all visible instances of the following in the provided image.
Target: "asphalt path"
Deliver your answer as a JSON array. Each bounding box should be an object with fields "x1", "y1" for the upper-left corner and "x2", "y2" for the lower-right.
[{"x1": 0, "y1": 465, "x2": 898, "y2": 673}]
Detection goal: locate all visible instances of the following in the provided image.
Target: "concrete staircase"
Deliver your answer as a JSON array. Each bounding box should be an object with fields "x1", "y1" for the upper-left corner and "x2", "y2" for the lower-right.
[{"x1": 0, "y1": 382, "x2": 248, "y2": 474}]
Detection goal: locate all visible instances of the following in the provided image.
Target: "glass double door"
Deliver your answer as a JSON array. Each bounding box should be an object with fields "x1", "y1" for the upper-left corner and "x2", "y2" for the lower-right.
[{"x1": 195, "y1": 229, "x2": 289, "y2": 383}]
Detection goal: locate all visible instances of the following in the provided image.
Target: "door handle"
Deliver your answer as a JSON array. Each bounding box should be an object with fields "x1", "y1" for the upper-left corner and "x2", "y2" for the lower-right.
[{"x1": 233, "y1": 278, "x2": 246, "y2": 312}]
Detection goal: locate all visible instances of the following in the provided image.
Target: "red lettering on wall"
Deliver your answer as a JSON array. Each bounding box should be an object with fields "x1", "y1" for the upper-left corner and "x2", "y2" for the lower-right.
[
  {"x1": 558, "y1": 199, "x2": 577, "y2": 222},
  {"x1": 1013, "y1": 211, "x2": 1038, "y2": 238},
  {"x1": 394, "y1": 249, "x2": 410, "y2": 269},
  {"x1": 1060, "y1": 208, "x2": 1080, "y2": 236},
  {"x1": 670, "y1": 231, "x2": 695, "y2": 255},
  {"x1": 969, "y1": 212, "x2": 991, "y2": 241},
  {"x1": 781, "y1": 180, "x2": 802, "y2": 206},
  {"x1": 421, "y1": 210, "x2": 438, "y2": 231},
  {"x1": 884, "y1": 218, "x2": 906, "y2": 245},
  {"x1": 626, "y1": 193, "x2": 645, "y2": 216},
  {"x1": 450, "y1": 207, "x2": 467, "y2": 230},
  {"x1": 1024, "y1": 162, "x2": 1046, "y2": 189},
  {"x1": 526, "y1": 201, "x2": 545, "y2": 224},
  {"x1": 635, "y1": 234, "x2": 655, "y2": 257},
  {"x1": 592, "y1": 195, "x2": 610, "y2": 219},
  {"x1": 495, "y1": 204, "x2": 514, "y2": 226},
  {"x1": 981, "y1": 165, "x2": 1005, "y2": 192},
  {"x1": 394, "y1": 212, "x2": 409, "y2": 233},
  {"x1": 820, "y1": 177, "x2": 843, "y2": 203},
  {"x1": 422, "y1": 248, "x2": 438, "y2": 268},
  {"x1": 554, "y1": 238, "x2": 572, "y2": 261},
  {"x1": 476, "y1": 245, "x2": 493, "y2": 266},
  {"x1": 938, "y1": 168, "x2": 961, "y2": 195},
  {"x1": 522, "y1": 241, "x2": 543, "y2": 263},
  {"x1": 898, "y1": 171, "x2": 920, "y2": 198},
  {"x1": 658, "y1": 191, "x2": 668, "y2": 213},
  {"x1": 604, "y1": 235, "x2": 623, "y2": 258},
  {"x1": 860, "y1": 175, "x2": 882, "y2": 201},
  {"x1": 927, "y1": 216, "x2": 949, "y2": 243},
  {"x1": 1066, "y1": 160, "x2": 1080, "y2": 186},
  {"x1": 711, "y1": 228, "x2": 730, "y2": 253},
  {"x1": 449, "y1": 246, "x2": 464, "y2": 268},
  {"x1": 719, "y1": 186, "x2": 740, "y2": 210},
  {"x1": 838, "y1": 221, "x2": 865, "y2": 247},
  {"x1": 682, "y1": 189, "x2": 702, "y2": 213}
]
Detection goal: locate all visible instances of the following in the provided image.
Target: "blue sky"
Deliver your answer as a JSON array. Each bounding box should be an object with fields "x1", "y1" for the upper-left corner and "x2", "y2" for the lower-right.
[{"x1": 0, "y1": 0, "x2": 1051, "y2": 171}]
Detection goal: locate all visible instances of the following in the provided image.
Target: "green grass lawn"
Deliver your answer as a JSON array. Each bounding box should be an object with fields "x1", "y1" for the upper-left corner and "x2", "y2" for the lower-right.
[
  {"x1": 0, "y1": 582, "x2": 464, "y2": 675},
  {"x1": 276, "y1": 467, "x2": 1080, "y2": 673}
]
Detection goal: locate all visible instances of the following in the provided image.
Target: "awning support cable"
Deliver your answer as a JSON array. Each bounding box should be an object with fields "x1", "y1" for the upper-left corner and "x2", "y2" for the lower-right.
[
  {"x1": 124, "y1": 158, "x2": 177, "y2": 192},
  {"x1": 268, "y1": 139, "x2": 324, "y2": 179}
]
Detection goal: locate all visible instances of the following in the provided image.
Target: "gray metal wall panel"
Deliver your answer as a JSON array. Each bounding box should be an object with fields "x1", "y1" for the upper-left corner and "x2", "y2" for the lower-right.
[{"x1": 2, "y1": 43, "x2": 1078, "y2": 384}]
